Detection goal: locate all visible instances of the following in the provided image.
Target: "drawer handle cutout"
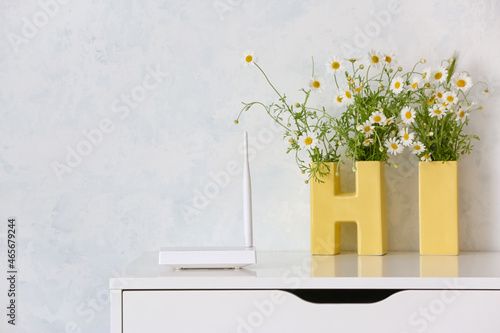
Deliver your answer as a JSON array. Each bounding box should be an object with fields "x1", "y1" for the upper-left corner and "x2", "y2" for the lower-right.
[{"x1": 281, "y1": 289, "x2": 403, "y2": 304}]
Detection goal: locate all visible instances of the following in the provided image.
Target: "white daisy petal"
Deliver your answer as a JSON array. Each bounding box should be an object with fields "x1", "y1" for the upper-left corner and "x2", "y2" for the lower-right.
[
  {"x1": 429, "y1": 105, "x2": 446, "y2": 120},
  {"x1": 242, "y1": 50, "x2": 257, "y2": 67},
  {"x1": 421, "y1": 67, "x2": 432, "y2": 82},
  {"x1": 326, "y1": 56, "x2": 344, "y2": 75},
  {"x1": 368, "y1": 50, "x2": 383, "y2": 68},
  {"x1": 358, "y1": 120, "x2": 374, "y2": 136},
  {"x1": 400, "y1": 106, "x2": 416, "y2": 125},
  {"x1": 309, "y1": 76, "x2": 325, "y2": 92},
  {"x1": 369, "y1": 111, "x2": 387, "y2": 125},
  {"x1": 391, "y1": 76, "x2": 404, "y2": 95},
  {"x1": 399, "y1": 127, "x2": 415, "y2": 146},
  {"x1": 456, "y1": 109, "x2": 469, "y2": 123},
  {"x1": 410, "y1": 76, "x2": 421, "y2": 90},
  {"x1": 451, "y1": 72, "x2": 473, "y2": 92},
  {"x1": 432, "y1": 66, "x2": 448, "y2": 83},
  {"x1": 442, "y1": 91, "x2": 458, "y2": 105},
  {"x1": 363, "y1": 137, "x2": 373, "y2": 146},
  {"x1": 383, "y1": 51, "x2": 397, "y2": 69},
  {"x1": 385, "y1": 137, "x2": 404, "y2": 155},
  {"x1": 299, "y1": 132, "x2": 318, "y2": 149},
  {"x1": 411, "y1": 141, "x2": 426, "y2": 155},
  {"x1": 421, "y1": 152, "x2": 432, "y2": 162}
]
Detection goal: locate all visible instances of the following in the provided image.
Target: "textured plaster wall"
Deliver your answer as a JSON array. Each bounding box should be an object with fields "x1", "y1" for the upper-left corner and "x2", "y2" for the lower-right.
[{"x1": 0, "y1": 0, "x2": 499, "y2": 331}]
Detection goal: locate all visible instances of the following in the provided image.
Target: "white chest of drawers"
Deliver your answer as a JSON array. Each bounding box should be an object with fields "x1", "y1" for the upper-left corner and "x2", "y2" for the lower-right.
[{"x1": 110, "y1": 251, "x2": 500, "y2": 332}]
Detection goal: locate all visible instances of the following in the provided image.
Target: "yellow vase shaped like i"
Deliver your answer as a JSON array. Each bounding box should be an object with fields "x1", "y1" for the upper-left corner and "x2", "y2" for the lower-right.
[
  {"x1": 310, "y1": 161, "x2": 388, "y2": 256},
  {"x1": 419, "y1": 161, "x2": 459, "y2": 255}
]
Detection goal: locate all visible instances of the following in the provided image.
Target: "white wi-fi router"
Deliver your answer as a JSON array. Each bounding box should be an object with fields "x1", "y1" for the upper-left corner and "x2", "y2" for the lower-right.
[{"x1": 159, "y1": 131, "x2": 256, "y2": 269}]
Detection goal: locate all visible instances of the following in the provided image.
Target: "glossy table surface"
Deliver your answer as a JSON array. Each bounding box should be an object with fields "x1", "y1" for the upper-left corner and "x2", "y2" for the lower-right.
[{"x1": 110, "y1": 251, "x2": 500, "y2": 290}]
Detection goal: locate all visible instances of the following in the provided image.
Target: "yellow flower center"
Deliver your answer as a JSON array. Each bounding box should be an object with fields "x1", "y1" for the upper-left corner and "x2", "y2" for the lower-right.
[
  {"x1": 424, "y1": 154, "x2": 430, "y2": 159},
  {"x1": 404, "y1": 133, "x2": 409, "y2": 140},
  {"x1": 332, "y1": 62, "x2": 340, "y2": 69},
  {"x1": 447, "y1": 96, "x2": 454, "y2": 102},
  {"x1": 457, "y1": 79, "x2": 466, "y2": 87},
  {"x1": 385, "y1": 56, "x2": 392, "y2": 63},
  {"x1": 345, "y1": 91, "x2": 352, "y2": 98},
  {"x1": 459, "y1": 110, "x2": 466, "y2": 118},
  {"x1": 434, "y1": 72, "x2": 442, "y2": 80},
  {"x1": 355, "y1": 87, "x2": 361, "y2": 93},
  {"x1": 422, "y1": 72, "x2": 428, "y2": 79},
  {"x1": 435, "y1": 109, "x2": 442, "y2": 114},
  {"x1": 412, "y1": 82, "x2": 418, "y2": 89},
  {"x1": 245, "y1": 55, "x2": 253, "y2": 63},
  {"x1": 304, "y1": 137, "x2": 313, "y2": 145},
  {"x1": 395, "y1": 82, "x2": 401, "y2": 89},
  {"x1": 414, "y1": 145, "x2": 421, "y2": 150},
  {"x1": 405, "y1": 111, "x2": 412, "y2": 119},
  {"x1": 337, "y1": 96, "x2": 343, "y2": 103},
  {"x1": 372, "y1": 55, "x2": 379, "y2": 63},
  {"x1": 312, "y1": 80, "x2": 320, "y2": 88},
  {"x1": 391, "y1": 143, "x2": 398, "y2": 150},
  {"x1": 364, "y1": 126, "x2": 371, "y2": 132},
  {"x1": 374, "y1": 115, "x2": 382, "y2": 122},
  {"x1": 437, "y1": 92, "x2": 443, "y2": 98}
]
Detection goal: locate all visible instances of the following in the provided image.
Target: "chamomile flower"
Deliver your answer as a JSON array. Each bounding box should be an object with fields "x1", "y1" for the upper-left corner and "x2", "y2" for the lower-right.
[
  {"x1": 326, "y1": 56, "x2": 344, "y2": 75},
  {"x1": 451, "y1": 73, "x2": 473, "y2": 92},
  {"x1": 385, "y1": 116, "x2": 395, "y2": 125},
  {"x1": 421, "y1": 153, "x2": 432, "y2": 162},
  {"x1": 358, "y1": 120, "x2": 374, "y2": 136},
  {"x1": 411, "y1": 141, "x2": 426, "y2": 155},
  {"x1": 383, "y1": 51, "x2": 397, "y2": 69},
  {"x1": 421, "y1": 67, "x2": 432, "y2": 82},
  {"x1": 385, "y1": 137, "x2": 404, "y2": 155},
  {"x1": 299, "y1": 132, "x2": 318, "y2": 149},
  {"x1": 432, "y1": 66, "x2": 448, "y2": 83},
  {"x1": 363, "y1": 137, "x2": 373, "y2": 146},
  {"x1": 391, "y1": 76, "x2": 404, "y2": 95},
  {"x1": 400, "y1": 106, "x2": 416, "y2": 125},
  {"x1": 467, "y1": 101, "x2": 478, "y2": 111},
  {"x1": 369, "y1": 111, "x2": 387, "y2": 125},
  {"x1": 410, "y1": 76, "x2": 421, "y2": 90},
  {"x1": 309, "y1": 76, "x2": 325, "y2": 92},
  {"x1": 442, "y1": 91, "x2": 458, "y2": 105},
  {"x1": 456, "y1": 109, "x2": 469, "y2": 123},
  {"x1": 334, "y1": 93, "x2": 344, "y2": 106},
  {"x1": 368, "y1": 50, "x2": 383, "y2": 68},
  {"x1": 435, "y1": 87, "x2": 446, "y2": 101},
  {"x1": 399, "y1": 127, "x2": 415, "y2": 146},
  {"x1": 429, "y1": 105, "x2": 446, "y2": 119},
  {"x1": 340, "y1": 87, "x2": 354, "y2": 105},
  {"x1": 242, "y1": 50, "x2": 257, "y2": 67}
]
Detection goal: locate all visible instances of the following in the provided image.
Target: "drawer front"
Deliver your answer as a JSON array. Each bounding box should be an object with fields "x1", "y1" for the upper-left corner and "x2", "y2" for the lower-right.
[{"x1": 123, "y1": 289, "x2": 500, "y2": 332}]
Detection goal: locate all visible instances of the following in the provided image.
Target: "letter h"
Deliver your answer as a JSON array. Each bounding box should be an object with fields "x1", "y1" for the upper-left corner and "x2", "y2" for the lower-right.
[{"x1": 310, "y1": 162, "x2": 387, "y2": 255}]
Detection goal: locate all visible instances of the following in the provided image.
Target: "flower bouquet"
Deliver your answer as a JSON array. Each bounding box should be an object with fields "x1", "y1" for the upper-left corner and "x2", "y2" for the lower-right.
[{"x1": 236, "y1": 50, "x2": 487, "y2": 180}]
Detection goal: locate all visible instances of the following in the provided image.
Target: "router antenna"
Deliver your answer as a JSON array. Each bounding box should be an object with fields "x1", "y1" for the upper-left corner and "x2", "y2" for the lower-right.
[
  {"x1": 157, "y1": 133, "x2": 257, "y2": 269},
  {"x1": 243, "y1": 131, "x2": 253, "y2": 248}
]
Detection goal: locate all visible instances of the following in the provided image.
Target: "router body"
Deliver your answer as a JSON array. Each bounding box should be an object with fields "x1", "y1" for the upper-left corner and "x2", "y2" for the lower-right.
[
  {"x1": 159, "y1": 246, "x2": 256, "y2": 269},
  {"x1": 159, "y1": 132, "x2": 256, "y2": 269}
]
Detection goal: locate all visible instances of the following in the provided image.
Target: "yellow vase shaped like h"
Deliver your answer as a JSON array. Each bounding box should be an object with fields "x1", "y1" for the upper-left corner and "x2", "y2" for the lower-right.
[{"x1": 310, "y1": 162, "x2": 388, "y2": 256}]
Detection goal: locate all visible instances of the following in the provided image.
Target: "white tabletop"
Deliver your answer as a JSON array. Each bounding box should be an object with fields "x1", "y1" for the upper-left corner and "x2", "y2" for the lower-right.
[{"x1": 110, "y1": 251, "x2": 500, "y2": 290}]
